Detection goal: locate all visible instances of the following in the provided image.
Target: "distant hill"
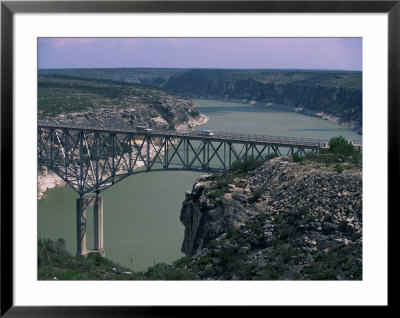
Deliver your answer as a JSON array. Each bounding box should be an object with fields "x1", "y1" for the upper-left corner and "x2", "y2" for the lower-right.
[
  {"x1": 38, "y1": 68, "x2": 185, "y2": 86},
  {"x1": 38, "y1": 68, "x2": 362, "y2": 133}
]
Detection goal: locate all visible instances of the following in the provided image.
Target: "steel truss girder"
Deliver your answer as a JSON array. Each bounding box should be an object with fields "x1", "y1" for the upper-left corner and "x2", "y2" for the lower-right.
[{"x1": 38, "y1": 127, "x2": 320, "y2": 196}]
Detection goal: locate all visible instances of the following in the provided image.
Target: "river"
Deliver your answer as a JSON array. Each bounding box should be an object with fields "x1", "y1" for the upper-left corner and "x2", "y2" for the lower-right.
[{"x1": 37, "y1": 99, "x2": 362, "y2": 271}]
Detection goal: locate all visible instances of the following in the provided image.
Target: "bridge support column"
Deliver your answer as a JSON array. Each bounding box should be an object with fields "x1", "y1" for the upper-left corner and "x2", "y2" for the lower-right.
[
  {"x1": 76, "y1": 197, "x2": 88, "y2": 257},
  {"x1": 93, "y1": 196, "x2": 105, "y2": 257},
  {"x1": 76, "y1": 195, "x2": 105, "y2": 257}
]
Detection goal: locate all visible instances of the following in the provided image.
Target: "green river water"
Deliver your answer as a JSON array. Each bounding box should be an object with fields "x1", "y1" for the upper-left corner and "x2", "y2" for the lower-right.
[{"x1": 37, "y1": 99, "x2": 362, "y2": 271}]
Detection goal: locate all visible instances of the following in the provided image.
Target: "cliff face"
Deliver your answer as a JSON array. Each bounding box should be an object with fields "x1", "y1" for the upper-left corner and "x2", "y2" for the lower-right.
[
  {"x1": 180, "y1": 157, "x2": 362, "y2": 280},
  {"x1": 165, "y1": 69, "x2": 362, "y2": 134}
]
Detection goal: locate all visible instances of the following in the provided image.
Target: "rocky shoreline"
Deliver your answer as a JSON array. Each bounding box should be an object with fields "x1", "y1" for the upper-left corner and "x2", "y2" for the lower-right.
[
  {"x1": 295, "y1": 107, "x2": 362, "y2": 135},
  {"x1": 179, "y1": 156, "x2": 362, "y2": 280},
  {"x1": 176, "y1": 113, "x2": 209, "y2": 130},
  {"x1": 198, "y1": 97, "x2": 362, "y2": 135},
  {"x1": 37, "y1": 166, "x2": 66, "y2": 200}
]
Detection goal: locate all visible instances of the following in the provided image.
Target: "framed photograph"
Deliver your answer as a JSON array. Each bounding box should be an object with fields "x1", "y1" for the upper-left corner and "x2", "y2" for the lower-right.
[{"x1": 1, "y1": 0, "x2": 396, "y2": 315}]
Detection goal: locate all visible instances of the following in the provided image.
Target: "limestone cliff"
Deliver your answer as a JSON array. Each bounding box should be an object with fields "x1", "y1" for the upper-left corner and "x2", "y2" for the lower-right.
[
  {"x1": 165, "y1": 69, "x2": 362, "y2": 134},
  {"x1": 179, "y1": 157, "x2": 362, "y2": 280}
]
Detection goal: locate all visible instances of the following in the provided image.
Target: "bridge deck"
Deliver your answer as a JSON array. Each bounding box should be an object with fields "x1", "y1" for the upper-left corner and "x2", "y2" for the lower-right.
[{"x1": 38, "y1": 121, "x2": 354, "y2": 149}]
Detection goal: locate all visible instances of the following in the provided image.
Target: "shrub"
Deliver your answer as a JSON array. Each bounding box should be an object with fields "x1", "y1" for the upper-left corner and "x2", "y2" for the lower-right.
[
  {"x1": 144, "y1": 263, "x2": 197, "y2": 280},
  {"x1": 248, "y1": 188, "x2": 266, "y2": 204},
  {"x1": 324, "y1": 214, "x2": 334, "y2": 223},
  {"x1": 214, "y1": 180, "x2": 231, "y2": 190},
  {"x1": 255, "y1": 262, "x2": 287, "y2": 280},
  {"x1": 208, "y1": 190, "x2": 225, "y2": 200},
  {"x1": 189, "y1": 109, "x2": 200, "y2": 118},
  {"x1": 256, "y1": 212, "x2": 269, "y2": 222},
  {"x1": 230, "y1": 158, "x2": 264, "y2": 173},
  {"x1": 307, "y1": 215, "x2": 317, "y2": 223},
  {"x1": 279, "y1": 229, "x2": 292, "y2": 241},
  {"x1": 335, "y1": 164, "x2": 344, "y2": 174},
  {"x1": 292, "y1": 153, "x2": 303, "y2": 162},
  {"x1": 305, "y1": 137, "x2": 361, "y2": 166},
  {"x1": 208, "y1": 173, "x2": 234, "y2": 190},
  {"x1": 230, "y1": 154, "x2": 277, "y2": 173},
  {"x1": 217, "y1": 249, "x2": 243, "y2": 273},
  {"x1": 227, "y1": 225, "x2": 239, "y2": 240},
  {"x1": 206, "y1": 240, "x2": 217, "y2": 249},
  {"x1": 173, "y1": 256, "x2": 193, "y2": 267},
  {"x1": 328, "y1": 136, "x2": 355, "y2": 156},
  {"x1": 297, "y1": 206, "x2": 309, "y2": 215},
  {"x1": 328, "y1": 136, "x2": 361, "y2": 164}
]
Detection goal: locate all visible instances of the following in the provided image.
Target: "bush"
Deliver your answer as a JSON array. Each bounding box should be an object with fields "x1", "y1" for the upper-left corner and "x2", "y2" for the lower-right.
[
  {"x1": 230, "y1": 158, "x2": 264, "y2": 173},
  {"x1": 255, "y1": 262, "x2": 287, "y2": 280},
  {"x1": 327, "y1": 136, "x2": 361, "y2": 164},
  {"x1": 297, "y1": 206, "x2": 309, "y2": 215},
  {"x1": 230, "y1": 154, "x2": 277, "y2": 173},
  {"x1": 217, "y1": 249, "x2": 244, "y2": 273},
  {"x1": 292, "y1": 153, "x2": 303, "y2": 162},
  {"x1": 256, "y1": 212, "x2": 269, "y2": 222},
  {"x1": 307, "y1": 215, "x2": 317, "y2": 222},
  {"x1": 278, "y1": 229, "x2": 292, "y2": 241},
  {"x1": 305, "y1": 136, "x2": 361, "y2": 166},
  {"x1": 328, "y1": 136, "x2": 354, "y2": 155},
  {"x1": 189, "y1": 109, "x2": 200, "y2": 118},
  {"x1": 227, "y1": 225, "x2": 240, "y2": 240},
  {"x1": 248, "y1": 188, "x2": 266, "y2": 204},
  {"x1": 335, "y1": 164, "x2": 344, "y2": 174},
  {"x1": 208, "y1": 190, "x2": 226, "y2": 200}
]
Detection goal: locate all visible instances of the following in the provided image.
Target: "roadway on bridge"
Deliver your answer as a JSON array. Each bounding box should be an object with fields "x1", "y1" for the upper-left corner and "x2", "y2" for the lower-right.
[{"x1": 38, "y1": 121, "x2": 334, "y2": 149}]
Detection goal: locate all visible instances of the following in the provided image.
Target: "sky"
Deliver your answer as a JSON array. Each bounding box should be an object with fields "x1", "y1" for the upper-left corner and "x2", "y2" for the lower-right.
[{"x1": 38, "y1": 37, "x2": 362, "y2": 71}]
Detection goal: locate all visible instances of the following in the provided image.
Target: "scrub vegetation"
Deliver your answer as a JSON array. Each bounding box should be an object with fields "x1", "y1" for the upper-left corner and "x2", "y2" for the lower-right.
[
  {"x1": 38, "y1": 75, "x2": 170, "y2": 118},
  {"x1": 293, "y1": 136, "x2": 362, "y2": 172}
]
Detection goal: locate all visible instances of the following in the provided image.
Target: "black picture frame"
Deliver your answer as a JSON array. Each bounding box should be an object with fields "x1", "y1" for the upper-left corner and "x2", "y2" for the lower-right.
[{"x1": 1, "y1": 1, "x2": 396, "y2": 316}]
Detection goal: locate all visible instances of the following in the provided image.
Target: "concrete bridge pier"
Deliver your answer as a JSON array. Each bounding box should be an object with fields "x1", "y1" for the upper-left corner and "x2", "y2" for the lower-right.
[
  {"x1": 93, "y1": 196, "x2": 104, "y2": 256},
  {"x1": 76, "y1": 195, "x2": 105, "y2": 257}
]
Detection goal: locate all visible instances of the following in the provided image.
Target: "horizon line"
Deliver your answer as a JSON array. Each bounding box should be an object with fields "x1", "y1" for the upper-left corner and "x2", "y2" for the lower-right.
[{"x1": 38, "y1": 67, "x2": 362, "y2": 72}]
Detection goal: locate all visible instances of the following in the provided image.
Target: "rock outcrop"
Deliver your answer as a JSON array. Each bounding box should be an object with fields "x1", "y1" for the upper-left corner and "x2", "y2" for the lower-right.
[
  {"x1": 38, "y1": 75, "x2": 208, "y2": 131},
  {"x1": 51, "y1": 97, "x2": 208, "y2": 131},
  {"x1": 179, "y1": 157, "x2": 362, "y2": 280},
  {"x1": 37, "y1": 166, "x2": 66, "y2": 199}
]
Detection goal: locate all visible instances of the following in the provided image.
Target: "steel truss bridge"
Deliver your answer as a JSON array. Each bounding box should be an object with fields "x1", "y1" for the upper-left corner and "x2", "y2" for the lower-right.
[
  {"x1": 38, "y1": 121, "x2": 334, "y2": 196},
  {"x1": 37, "y1": 121, "x2": 361, "y2": 256}
]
